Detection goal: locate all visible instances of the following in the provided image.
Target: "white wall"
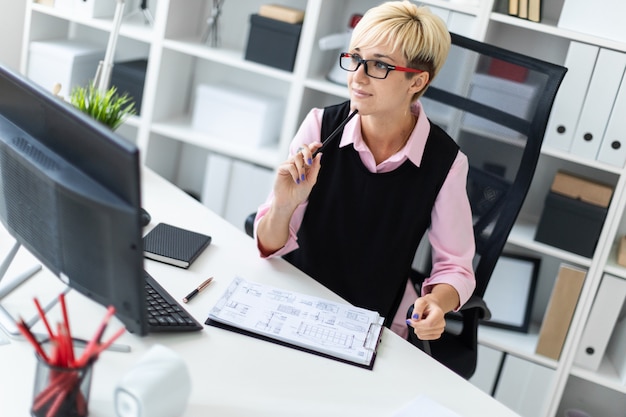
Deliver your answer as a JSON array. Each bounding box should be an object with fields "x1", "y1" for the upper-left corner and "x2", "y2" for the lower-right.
[{"x1": 0, "y1": 0, "x2": 26, "y2": 70}]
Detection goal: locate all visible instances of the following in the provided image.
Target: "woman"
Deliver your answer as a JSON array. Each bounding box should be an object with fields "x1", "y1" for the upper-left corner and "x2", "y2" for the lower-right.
[{"x1": 254, "y1": 1, "x2": 475, "y2": 342}]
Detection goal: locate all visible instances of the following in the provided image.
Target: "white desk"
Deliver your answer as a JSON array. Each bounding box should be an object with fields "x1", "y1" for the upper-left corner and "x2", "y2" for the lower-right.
[{"x1": 0, "y1": 169, "x2": 520, "y2": 417}]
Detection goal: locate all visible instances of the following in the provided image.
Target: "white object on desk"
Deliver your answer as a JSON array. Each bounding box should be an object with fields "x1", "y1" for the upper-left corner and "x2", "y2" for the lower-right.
[
  {"x1": 392, "y1": 395, "x2": 462, "y2": 417},
  {"x1": 114, "y1": 344, "x2": 191, "y2": 417}
]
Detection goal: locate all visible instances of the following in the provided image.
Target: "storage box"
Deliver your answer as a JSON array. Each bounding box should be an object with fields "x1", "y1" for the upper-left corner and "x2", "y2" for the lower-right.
[
  {"x1": 191, "y1": 83, "x2": 284, "y2": 147},
  {"x1": 244, "y1": 14, "x2": 302, "y2": 71},
  {"x1": 111, "y1": 59, "x2": 148, "y2": 115},
  {"x1": 535, "y1": 191, "x2": 607, "y2": 257},
  {"x1": 54, "y1": 0, "x2": 74, "y2": 12},
  {"x1": 27, "y1": 39, "x2": 104, "y2": 98},
  {"x1": 551, "y1": 170, "x2": 613, "y2": 208},
  {"x1": 463, "y1": 73, "x2": 538, "y2": 138},
  {"x1": 74, "y1": 0, "x2": 117, "y2": 18}
]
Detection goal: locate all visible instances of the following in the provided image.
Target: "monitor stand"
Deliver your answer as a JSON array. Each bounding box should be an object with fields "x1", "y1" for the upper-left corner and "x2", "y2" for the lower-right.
[
  {"x1": 0, "y1": 241, "x2": 44, "y2": 337},
  {"x1": 0, "y1": 241, "x2": 130, "y2": 352}
]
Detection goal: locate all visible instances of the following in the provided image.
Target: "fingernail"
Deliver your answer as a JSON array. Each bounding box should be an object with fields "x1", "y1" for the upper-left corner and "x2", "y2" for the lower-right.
[
  {"x1": 412, "y1": 313, "x2": 419, "y2": 319},
  {"x1": 405, "y1": 319, "x2": 412, "y2": 325},
  {"x1": 307, "y1": 158, "x2": 313, "y2": 165},
  {"x1": 296, "y1": 178, "x2": 300, "y2": 184},
  {"x1": 301, "y1": 174, "x2": 305, "y2": 181}
]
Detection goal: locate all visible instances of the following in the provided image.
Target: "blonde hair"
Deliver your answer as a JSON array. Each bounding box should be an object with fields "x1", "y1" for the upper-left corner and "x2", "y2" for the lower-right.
[{"x1": 349, "y1": 1, "x2": 450, "y2": 98}]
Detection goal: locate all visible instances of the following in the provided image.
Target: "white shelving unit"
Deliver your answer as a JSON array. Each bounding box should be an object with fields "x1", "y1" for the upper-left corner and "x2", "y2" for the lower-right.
[{"x1": 18, "y1": 1, "x2": 626, "y2": 416}]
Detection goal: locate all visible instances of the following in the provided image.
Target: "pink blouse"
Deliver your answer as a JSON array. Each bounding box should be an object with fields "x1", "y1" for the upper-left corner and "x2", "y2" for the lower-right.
[{"x1": 255, "y1": 101, "x2": 476, "y2": 309}]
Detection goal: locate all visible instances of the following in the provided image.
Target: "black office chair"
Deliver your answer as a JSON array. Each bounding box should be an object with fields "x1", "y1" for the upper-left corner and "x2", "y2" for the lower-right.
[
  {"x1": 405, "y1": 32, "x2": 566, "y2": 378},
  {"x1": 245, "y1": 33, "x2": 566, "y2": 380}
]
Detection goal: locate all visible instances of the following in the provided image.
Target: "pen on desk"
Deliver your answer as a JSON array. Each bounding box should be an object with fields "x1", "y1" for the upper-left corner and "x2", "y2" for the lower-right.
[{"x1": 183, "y1": 277, "x2": 213, "y2": 303}]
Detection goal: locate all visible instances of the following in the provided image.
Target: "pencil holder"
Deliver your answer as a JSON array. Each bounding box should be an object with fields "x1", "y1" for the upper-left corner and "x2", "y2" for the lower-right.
[{"x1": 31, "y1": 354, "x2": 94, "y2": 417}]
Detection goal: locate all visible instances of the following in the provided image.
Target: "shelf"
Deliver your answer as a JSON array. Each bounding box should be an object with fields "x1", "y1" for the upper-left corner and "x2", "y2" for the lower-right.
[
  {"x1": 540, "y1": 145, "x2": 625, "y2": 175},
  {"x1": 418, "y1": 0, "x2": 483, "y2": 16},
  {"x1": 603, "y1": 242, "x2": 626, "y2": 279},
  {"x1": 490, "y1": 12, "x2": 626, "y2": 53},
  {"x1": 478, "y1": 323, "x2": 558, "y2": 369},
  {"x1": 31, "y1": 3, "x2": 156, "y2": 43},
  {"x1": 570, "y1": 357, "x2": 626, "y2": 394},
  {"x1": 506, "y1": 218, "x2": 593, "y2": 267},
  {"x1": 150, "y1": 115, "x2": 281, "y2": 169},
  {"x1": 162, "y1": 38, "x2": 297, "y2": 82}
]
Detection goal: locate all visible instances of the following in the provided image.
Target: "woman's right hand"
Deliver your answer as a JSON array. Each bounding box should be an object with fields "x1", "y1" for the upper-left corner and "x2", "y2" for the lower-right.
[{"x1": 272, "y1": 142, "x2": 323, "y2": 209}]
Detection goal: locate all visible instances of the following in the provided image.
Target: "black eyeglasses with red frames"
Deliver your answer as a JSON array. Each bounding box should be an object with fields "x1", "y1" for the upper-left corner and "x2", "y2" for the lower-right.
[{"x1": 339, "y1": 52, "x2": 424, "y2": 80}]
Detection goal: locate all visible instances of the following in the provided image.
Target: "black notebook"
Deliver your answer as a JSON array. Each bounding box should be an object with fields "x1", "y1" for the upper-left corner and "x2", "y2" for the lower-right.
[{"x1": 143, "y1": 223, "x2": 211, "y2": 269}]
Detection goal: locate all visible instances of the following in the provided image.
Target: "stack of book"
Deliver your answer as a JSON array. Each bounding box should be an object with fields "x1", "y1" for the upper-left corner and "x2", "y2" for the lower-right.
[
  {"x1": 258, "y1": 4, "x2": 305, "y2": 24},
  {"x1": 508, "y1": 0, "x2": 541, "y2": 23}
]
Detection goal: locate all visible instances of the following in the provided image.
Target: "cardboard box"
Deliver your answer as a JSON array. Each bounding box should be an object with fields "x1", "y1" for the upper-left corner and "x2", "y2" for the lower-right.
[
  {"x1": 551, "y1": 171, "x2": 613, "y2": 208},
  {"x1": 191, "y1": 83, "x2": 284, "y2": 147},
  {"x1": 259, "y1": 4, "x2": 305, "y2": 24},
  {"x1": 244, "y1": 14, "x2": 302, "y2": 71},
  {"x1": 535, "y1": 264, "x2": 586, "y2": 360},
  {"x1": 27, "y1": 39, "x2": 104, "y2": 98},
  {"x1": 535, "y1": 191, "x2": 607, "y2": 257}
]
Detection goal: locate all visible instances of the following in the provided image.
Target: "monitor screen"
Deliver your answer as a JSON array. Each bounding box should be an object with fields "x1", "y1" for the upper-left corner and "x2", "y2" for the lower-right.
[{"x1": 0, "y1": 65, "x2": 148, "y2": 335}]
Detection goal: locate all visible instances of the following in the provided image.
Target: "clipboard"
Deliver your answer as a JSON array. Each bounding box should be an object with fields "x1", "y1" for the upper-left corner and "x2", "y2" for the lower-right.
[{"x1": 205, "y1": 277, "x2": 384, "y2": 370}]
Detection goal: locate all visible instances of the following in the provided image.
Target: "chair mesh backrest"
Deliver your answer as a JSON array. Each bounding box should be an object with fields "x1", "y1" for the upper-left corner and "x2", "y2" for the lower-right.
[{"x1": 421, "y1": 33, "x2": 566, "y2": 297}]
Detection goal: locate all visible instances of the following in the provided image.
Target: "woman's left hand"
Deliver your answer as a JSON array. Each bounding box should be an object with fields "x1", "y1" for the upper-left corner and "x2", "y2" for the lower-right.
[{"x1": 406, "y1": 295, "x2": 447, "y2": 340}]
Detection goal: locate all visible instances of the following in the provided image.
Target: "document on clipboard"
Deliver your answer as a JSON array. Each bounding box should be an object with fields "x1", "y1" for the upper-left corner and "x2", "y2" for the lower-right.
[{"x1": 205, "y1": 276, "x2": 385, "y2": 369}]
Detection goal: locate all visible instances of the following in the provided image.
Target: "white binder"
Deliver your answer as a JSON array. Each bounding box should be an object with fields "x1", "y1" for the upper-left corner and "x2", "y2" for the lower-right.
[
  {"x1": 574, "y1": 274, "x2": 626, "y2": 371},
  {"x1": 201, "y1": 152, "x2": 233, "y2": 217},
  {"x1": 570, "y1": 49, "x2": 626, "y2": 160},
  {"x1": 597, "y1": 71, "x2": 626, "y2": 167},
  {"x1": 543, "y1": 42, "x2": 598, "y2": 151},
  {"x1": 223, "y1": 160, "x2": 273, "y2": 231},
  {"x1": 606, "y1": 314, "x2": 626, "y2": 385}
]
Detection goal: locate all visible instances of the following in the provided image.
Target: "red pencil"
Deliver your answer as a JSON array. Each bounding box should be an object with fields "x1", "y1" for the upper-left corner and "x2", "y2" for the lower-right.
[
  {"x1": 75, "y1": 306, "x2": 116, "y2": 367},
  {"x1": 58, "y1": 293, "x2": 75, "y2": 365},
  {"x1": 16, "y1": 318, "x2": 49, "y2": 364},
  {"x1": 33, "y1": 297, "x2": 56, "y2": 341}
]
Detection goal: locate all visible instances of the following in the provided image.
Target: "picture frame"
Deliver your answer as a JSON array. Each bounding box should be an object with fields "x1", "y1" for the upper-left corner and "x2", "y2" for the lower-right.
[{"x1": 481, "y1": 253, "x2": 540, "y2": 333}]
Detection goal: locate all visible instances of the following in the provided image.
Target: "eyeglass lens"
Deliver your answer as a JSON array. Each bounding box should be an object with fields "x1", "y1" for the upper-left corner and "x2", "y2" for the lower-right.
[{"x1": 340, "y1": 54, "x2": 390, "y2": 79}]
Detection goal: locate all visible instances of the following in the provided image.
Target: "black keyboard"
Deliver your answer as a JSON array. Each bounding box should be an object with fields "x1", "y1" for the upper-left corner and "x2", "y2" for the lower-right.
[{"x1": 144, "y1": 271, "x2": 203, "y2": 332}]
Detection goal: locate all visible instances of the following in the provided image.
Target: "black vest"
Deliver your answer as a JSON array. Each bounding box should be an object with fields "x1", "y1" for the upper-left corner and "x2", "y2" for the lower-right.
[{"x1": 283, "y1": 101, "x2": 459, "y2": 324}]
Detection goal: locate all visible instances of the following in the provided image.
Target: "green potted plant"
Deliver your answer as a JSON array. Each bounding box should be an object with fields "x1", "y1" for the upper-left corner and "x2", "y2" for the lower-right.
[{"x1": 68, "y1": 82, "x2": 136, "y2": 131}]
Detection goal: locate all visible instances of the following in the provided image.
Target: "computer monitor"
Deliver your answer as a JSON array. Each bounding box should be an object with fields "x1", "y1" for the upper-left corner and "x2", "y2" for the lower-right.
[{"x1": 0, "y1": 64, "x2": 149, "y2": 335}]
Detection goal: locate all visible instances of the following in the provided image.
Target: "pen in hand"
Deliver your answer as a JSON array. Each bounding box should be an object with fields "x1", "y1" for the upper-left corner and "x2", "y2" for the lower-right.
[{"x1": 183, "y1": 277, "x2": 214, "y2": 303}]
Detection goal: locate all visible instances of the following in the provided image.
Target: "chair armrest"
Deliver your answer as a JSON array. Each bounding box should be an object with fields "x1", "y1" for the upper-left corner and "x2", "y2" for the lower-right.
[
  {"x1": 459, "y1": 295, "x2": 491, "y2": 321},
  {"x1": 244, "y1": 212, "x2": 256, "y2": 238}
]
